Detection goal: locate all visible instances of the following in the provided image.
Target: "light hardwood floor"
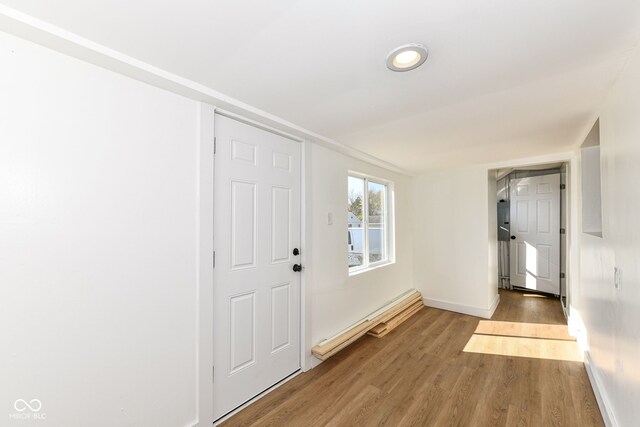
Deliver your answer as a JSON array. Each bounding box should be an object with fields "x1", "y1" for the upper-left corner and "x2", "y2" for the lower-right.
[{"x1": 221, "y1": 290, "x2": 603, "y2": 426}]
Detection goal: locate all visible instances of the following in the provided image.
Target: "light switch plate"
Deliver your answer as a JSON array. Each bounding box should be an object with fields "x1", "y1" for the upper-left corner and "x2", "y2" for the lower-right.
[{"x1": 614, "y1": 267, "x2": 622, "y2": 290}]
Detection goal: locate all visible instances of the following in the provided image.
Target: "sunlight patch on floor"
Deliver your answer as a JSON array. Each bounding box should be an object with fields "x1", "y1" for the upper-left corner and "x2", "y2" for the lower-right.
[
  {"x1": 475, "y1": 320, "x2": 574, "y2": 340},
  {"x1": 464, "y1": 321, "x2": 582, "y2": 362},
  {"x1": 522, "y1": 293, "x2": 547, "y2": 298},
  {"x1": 464, "y1": 334, "x2": 582, "y2": 362}
]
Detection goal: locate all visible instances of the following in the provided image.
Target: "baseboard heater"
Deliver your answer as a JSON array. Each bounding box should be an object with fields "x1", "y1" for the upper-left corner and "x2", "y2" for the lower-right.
[{"x1": 311, "y1": 289, "x2": 424, "y2": 361}]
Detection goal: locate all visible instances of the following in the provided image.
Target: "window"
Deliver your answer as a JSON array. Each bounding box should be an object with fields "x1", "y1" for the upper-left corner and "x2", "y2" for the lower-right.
[{"x1": 348, "y1": 174, "x2": 393, "y2": 272}]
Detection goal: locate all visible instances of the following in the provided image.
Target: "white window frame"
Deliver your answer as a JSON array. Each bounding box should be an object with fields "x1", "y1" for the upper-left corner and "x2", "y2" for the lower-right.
[{"x1": 348, "y1": 171, "x2": 395, "y2": 275}]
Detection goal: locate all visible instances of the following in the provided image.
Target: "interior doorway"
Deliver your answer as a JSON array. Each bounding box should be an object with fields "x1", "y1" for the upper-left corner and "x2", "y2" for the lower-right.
[{"x1": 493, "y1": 162, "x2": 570, "y2": 316}]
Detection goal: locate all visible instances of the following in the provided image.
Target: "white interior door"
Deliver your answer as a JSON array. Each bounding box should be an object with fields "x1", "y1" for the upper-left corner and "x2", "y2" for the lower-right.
[
  {"x1": 213, "y1": 115, "x2": 301, "y2": 421},
  {"x1": 509, "y1": 173, "x2": 560, "y2": 295}
]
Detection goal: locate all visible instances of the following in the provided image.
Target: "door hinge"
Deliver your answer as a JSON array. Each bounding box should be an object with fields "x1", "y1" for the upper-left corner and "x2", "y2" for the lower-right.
[
  {"x1": 214, "y1": 137, "x2": 217, "y2": 155},
  {"x1": 560, "y1": 273, "x2": 566, "y2": 279},
  {"x1": 212, "y1": 251, "x2": 216, "y2": 269},
  {"x1": 560, "y1": 183, "x2": 566, "y2": 190},
  {"x1": 560, "y1": 228, "x2": 566, "y2": 234}
]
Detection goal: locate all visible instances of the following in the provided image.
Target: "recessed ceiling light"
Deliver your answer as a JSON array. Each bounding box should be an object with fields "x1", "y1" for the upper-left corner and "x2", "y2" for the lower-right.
[{"x1": 386, "y1": 43, "x2": 428, "y2": 72}]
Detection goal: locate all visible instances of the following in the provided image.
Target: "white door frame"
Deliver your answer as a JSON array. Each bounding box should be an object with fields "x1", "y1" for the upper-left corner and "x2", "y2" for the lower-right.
[
  {"x1": 197, "y1": 103, "x2": 215, "y2": 426},
  {"x1": 196, "y1": 104, "x2": 310, "y2": 426},
  {"x1": 488, "y1": 153, "x2": 573, "y2": 311}
]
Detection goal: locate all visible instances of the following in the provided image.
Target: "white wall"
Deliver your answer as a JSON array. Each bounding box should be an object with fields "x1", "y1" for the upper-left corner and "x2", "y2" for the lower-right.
[
  {"x1": 304, "y1": 143, "x2": 414, "y2": 361},
  {"x1": 0, "y1": 26, "x2": 418, "y2": 423},
  {"x1": 570, "y1": 39, "x2": 640, "y2": 427},
  {"x1": 411, "y1": 166, "x2": 499, "y2": 317},
  {"x1": 0, "y1": 32, "x2": 201, "y2": 427}
]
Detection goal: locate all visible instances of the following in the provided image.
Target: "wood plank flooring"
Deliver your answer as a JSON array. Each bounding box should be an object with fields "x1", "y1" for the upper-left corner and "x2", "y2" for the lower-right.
[{"x1": 221, "y1": 290, "x2": 603, "y2": 426}]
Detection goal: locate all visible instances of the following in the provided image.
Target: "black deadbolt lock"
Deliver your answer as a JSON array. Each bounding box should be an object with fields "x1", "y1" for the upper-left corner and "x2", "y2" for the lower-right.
[{"x1": 293, "y1": 248, "x2": 300, "y2": 256}]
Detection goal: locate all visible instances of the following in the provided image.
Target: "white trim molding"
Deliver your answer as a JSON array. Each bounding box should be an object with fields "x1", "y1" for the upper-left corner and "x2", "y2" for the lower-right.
[
  {"x1": 569, "y1": 307, "x2": 616, "y2": 427},
  {"x1": 301, "y1": 141, "x2": 314, "y2": 372},
  {"x1": 484, "y1": 151, "x2": 575, "y2": 171},
  {"x1": 196, "y1": 103, "x2": 216, "y2": 426},
  {"x1": 422, "y1": 294, "x2": 500, "y2": 319},
  {"x1": 584, "y1": 352, "x2": 617, "y2": 427}
]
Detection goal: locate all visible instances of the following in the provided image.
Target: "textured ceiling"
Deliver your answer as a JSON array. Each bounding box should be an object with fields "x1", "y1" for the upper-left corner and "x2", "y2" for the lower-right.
[{"x1": 3, "y1": 0, "x2": 640, "y2": 172}]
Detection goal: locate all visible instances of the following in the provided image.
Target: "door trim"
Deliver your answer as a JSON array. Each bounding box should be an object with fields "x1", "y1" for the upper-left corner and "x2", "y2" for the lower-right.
[
  {"x1": 300, "y1": 140, "x2": 313, "y2": 372},
  {"x1": 197, "y1": 102, "x2": 216, "y2": 426},
  {"x1": 215, "y1": 108, "x2": 304, "y2": 143}
]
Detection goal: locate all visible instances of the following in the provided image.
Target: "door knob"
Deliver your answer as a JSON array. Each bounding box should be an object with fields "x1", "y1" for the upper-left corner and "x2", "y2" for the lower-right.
[
  {"x1": 292, "y1": 248, "x2": 300, "y2": 256},
  {"x1": 293, "y1": 264, "x2": 303, "y2": 272},
  {"x1": 511, "y1": 235, "x2": 516, "y2": 240}
]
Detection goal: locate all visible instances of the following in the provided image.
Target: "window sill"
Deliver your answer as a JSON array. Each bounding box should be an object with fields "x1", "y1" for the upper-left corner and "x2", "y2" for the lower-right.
[{"x1": 349, "y1": 260, "x2": 395, "y2": 277}]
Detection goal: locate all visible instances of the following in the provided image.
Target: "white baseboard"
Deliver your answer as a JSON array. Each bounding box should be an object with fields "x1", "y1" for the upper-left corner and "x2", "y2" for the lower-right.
[
  {"x1": 422, "y1": 294, "x2": 500, "y2": 319},
  {"x1": 304, "y1": 354, "x2": 322, "y2": 371},
  {"x1": 584, "y1": 351, "x2": 617, "y2": 427},
  {"x1": 568, "y1": 307, "x2": 617, "y2": 426},
  {"x1": 487, "y1": 294, "x2": 500, "y2": 318}
]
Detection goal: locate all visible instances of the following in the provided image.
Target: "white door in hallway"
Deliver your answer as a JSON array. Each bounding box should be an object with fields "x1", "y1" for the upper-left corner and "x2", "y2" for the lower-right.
[
  {"x1": 509, "y1": 173, "x2": 560, "y2": 295},
  {"x1": 213, "y1": 114, "x2": 301, "y2": 421}
]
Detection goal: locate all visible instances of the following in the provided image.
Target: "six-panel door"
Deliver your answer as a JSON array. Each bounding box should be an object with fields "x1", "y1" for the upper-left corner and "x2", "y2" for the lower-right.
[
  {"x1": 509, "y1": 174, "x2": 560, "y2": 295},
  {"x1": 213, "y1": 115, "x2": 301, "y2": 421}
]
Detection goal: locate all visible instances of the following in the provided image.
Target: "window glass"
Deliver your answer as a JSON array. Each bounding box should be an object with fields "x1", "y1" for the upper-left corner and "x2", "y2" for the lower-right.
[
  {"x1": 348, "y1": 177, "x2": 365, "y2": 268},
  {"x1": 367, "y1": 181, "x2": 386, "y2": 264},
  {"x1": 348, "y1": 175, "x2": 392, "y2": 272}
]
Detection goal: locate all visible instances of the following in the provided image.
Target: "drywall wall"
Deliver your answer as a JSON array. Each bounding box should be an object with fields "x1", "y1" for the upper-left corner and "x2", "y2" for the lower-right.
[
  {"x1": 571, "y1": 39, "x2": 640, "y2": 427},
  {"x1": 0, "y1": 26, "x2": 418, "y2": 422},
  {"x1": 305, "y1": 143, "x2": 414, "y2": 363},
  {"x1": 0, "y1": 31, "x2": 200, "y2": 426},
  {"x1": 412, "y1": 166, "x2": 498, "y2": 317}
]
